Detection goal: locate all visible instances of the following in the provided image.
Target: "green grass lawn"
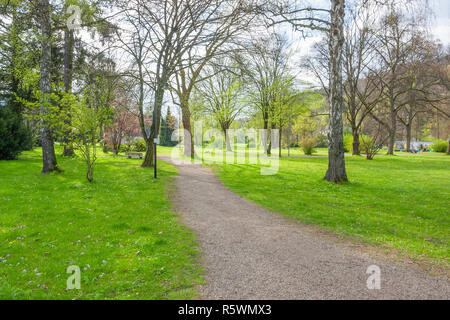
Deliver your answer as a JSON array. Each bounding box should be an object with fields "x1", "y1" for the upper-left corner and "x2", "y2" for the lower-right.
[
  {"x1": 212, "y1": 154, "x2": 450, "y2": 267},
  {"x1": 0, "y1": 148, "x2": 203, "y2": 299}
]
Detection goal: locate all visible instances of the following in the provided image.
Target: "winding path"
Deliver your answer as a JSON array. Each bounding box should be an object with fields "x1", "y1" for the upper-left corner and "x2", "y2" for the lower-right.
[{"x1": 162, "y1": 157, "x2": 449, "y2": 300}]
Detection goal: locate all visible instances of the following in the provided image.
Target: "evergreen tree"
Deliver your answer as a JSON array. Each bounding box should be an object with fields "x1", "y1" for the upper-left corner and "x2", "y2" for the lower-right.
[
  {"x1": 0, "y1": 104, "x2": 32, "y2": 160},
  {"x1": 160, "y1": 107, "x2": 177, "y2": 147}
]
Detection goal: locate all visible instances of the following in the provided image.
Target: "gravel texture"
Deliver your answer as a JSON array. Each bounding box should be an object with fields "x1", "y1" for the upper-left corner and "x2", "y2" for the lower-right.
[{"x1": 163, "y1": 158, "x2": 449, "y2": 300}]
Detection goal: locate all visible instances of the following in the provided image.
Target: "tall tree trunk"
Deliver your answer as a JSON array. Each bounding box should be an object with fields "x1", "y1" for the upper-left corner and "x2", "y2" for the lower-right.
[
  {"x1": 279, "y1": 126, "x2": 282, "y2": 158},
  {"x1": 406, "y1": 122, "x2": 412, "y2": 152},
  {"x1": 447, "y1": 139, "x2": 450, "y2": 155},
  {"x1": 351, "y1": 125, "x2": 360, "y2": 155},
  {"x1": 263, "y1": 116, "x2": 269, "y2": 155},
  {"x1": 181, "y1": 104, "x2": 194, "y2": 158},
  {"x1": 141, "y1": 140, "x2": 154, "y2": 167},
  {"x1": 224, "y1": 128, "x2": 232, "y2": 152},
  {"x1": 323, "y1": 0, "x2": 348, "y2": 183},
  {"x1": 387, "y1": 105, "x2": 396, "y2": 155},
  {"x1": 287, "y1": 123, "x2": 291, "y2": 157},
  {"x1": 62, "y1": 28, "x2": 75, "y2": 157},
  {"x1": 39, "y1": 0, "x2": 59, "y2": 173},
  {"x1": 142, "y1": 82, "x2": 165, "y2": 167}
]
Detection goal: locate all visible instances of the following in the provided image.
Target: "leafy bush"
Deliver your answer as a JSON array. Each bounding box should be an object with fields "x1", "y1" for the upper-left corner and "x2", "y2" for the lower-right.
[
  {"x1": 343, "y1": 133, "x2": 373, "y2": 154},
  {"x1": 360, "y1": 135, "x2": 382, "y2": 160},
  {"x1": 119, "y1": 143, "x2": 132, "y2": 153},
  {"x1": 343, "y1": 133, "x2": 353, "y2": 153},
  {"x1": 0, "y1": 106, "x2": 32, "y2": 160},
  {"x1": 430, "y1": 139, "x2": 448, "y2": 153},
  {"x1": 133, "y1": 138, "x2": 147, "y2": 152},
  {"x1": 300, "y1": 137, "x2": 317, "y2": 155}
]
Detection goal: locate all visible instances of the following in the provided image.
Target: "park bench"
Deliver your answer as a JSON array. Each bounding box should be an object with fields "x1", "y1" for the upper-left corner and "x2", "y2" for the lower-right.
[{"x1": 126, "y1": 152, "x2": 144, "y2": 159}]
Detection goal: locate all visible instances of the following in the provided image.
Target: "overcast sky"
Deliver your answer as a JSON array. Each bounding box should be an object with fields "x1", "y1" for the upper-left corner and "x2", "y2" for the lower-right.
[{"x1": 431, "y1": 0, "x2": 450, "y2": 45}]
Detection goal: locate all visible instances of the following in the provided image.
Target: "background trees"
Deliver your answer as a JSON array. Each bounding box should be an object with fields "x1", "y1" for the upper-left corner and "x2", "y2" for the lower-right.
[{"x1": 0, "y1": 0, "x2": 448, "y2": 181}]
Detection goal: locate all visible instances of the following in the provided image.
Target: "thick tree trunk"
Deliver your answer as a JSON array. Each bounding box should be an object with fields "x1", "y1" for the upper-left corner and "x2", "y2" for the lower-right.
[
  {"x1": 387, "y1": 108, "x2": 396, "y2": 155},
  {"x1": 39, "y1": 0, "x2": 59, "y2": 173},
  {"x1": 142, "y1": 82, "x2": 165, "y2": 168},
  {"x1": 224, "y1": 128, "x2": 232, "y2": 152},
  {"x1": 447, "y1": 139, "x2": 450, "y2": 155},
  {"x1": 324, "y1": 0, "x2": 348, "y2": 183},
  {"x1": 181, "y1": 105, "x2": 194, "y2": 158},
  {"x1": 406, "y1": 123, "x2": 412, "y2": 153},
  {"x1": 351, "y1": 126, "x2": 360, "y2": 155},
  {"x1": 62, "y1": 28, "x2": 75, "y2": 157},
  {"x1": 141, "y1": 139, "x2": 153, "y2": 167}
]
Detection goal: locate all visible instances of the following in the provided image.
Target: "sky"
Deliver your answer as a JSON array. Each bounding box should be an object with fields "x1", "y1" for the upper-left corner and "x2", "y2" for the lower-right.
[
  {"x1": 431, "y1": 0, "x2": 450, "y2": 45},
  {"x1": 79, "y1": 0, "x2": 449, "y2": 118},
  {"x1": 279, "y1": 0, "x2": 450, "y2": 86}
]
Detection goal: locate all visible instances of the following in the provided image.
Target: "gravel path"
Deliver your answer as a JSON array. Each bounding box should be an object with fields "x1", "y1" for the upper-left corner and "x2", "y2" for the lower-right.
[{"x1": 162, "y1": 157, "x2": 449, "y2": 300}]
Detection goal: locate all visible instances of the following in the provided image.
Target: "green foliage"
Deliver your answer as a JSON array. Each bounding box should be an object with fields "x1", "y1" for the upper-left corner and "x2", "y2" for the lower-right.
[
  {"x1": 430, "y1": 139, "x2": 448, "y2": 153},
  {"x1": 300, "y1": 137, "x2": 317, "y2": 155},
  {"x1": 359, "y1": 135, "x2": 381, "y2": 160},
  {"x1": 160, "y1": 116, "x2": 177, "y2": 147},
  {"x1": 343, "y1": 133, "x2": 353, "y2": 153},
  {"x1": 343, "y1": 133, "x2": 374, "y2": 154},
  {"x1": 133, "y1": 138, "x2": 147, "y2": 152},
  {"x1": 0, "y1": 105, "x2": 32, "y2": 160},
  {"x1": 119, "y1": 143, "x2": 132, "y2": 153}
]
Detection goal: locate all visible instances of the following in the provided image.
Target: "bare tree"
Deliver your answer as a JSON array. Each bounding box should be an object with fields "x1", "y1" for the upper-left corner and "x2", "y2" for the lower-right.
[
  {"x1": 115, "y1": 0, "x2": 253, "y2": 165},
  {"x1": 367, "y1": 8, "x2": 430, "y2": 155},
  {"x1": 241, "y1": 33, "x2": 290, "y2": 155},
  {"x1": 197, "y1": 61, "x2": 244, "y2": 152},
  {"x1": 172, "y1": 0, "x2": 257, "y2": 158}
]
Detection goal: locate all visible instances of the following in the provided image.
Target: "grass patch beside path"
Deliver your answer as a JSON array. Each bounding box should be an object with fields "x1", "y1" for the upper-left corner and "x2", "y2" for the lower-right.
[
  {"x1": 0, "y1": 149, "x2": 203, "y2": 299},
  {"x1": 212, "y1": 154, "x2": 450, "y2": 267}
]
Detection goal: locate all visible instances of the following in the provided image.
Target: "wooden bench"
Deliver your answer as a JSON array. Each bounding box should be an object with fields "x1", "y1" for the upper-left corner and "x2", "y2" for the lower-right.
[{"x1": 126, "y1": 152, "x2": 144, "y2": 159}]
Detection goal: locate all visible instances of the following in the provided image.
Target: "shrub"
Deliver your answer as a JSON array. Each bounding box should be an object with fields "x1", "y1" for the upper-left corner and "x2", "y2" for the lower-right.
[
  {"x1": 0, "y1": 106, "x2": 31, "y2": 160},
  {"x1": 430, "y1": 139, "x2": 448, "y2": 153},
  {"x1": 343, "y1": 133, "x2": 373, "y2": 154},
  {"x1": 300, "y1": 137, "x2": 317, "y2": 155},
  {"x1": 343, "y1": 133, "x2": 353, "y2": 153},
  {"x1": 360, "y1": 135, "x2": 382, "y2": 160},
  {"x1": 133, "y1": 138, "x2": 147, "y2": 152},
  {"x1": 119, "y1": 143, "x2": 132, "y2": 153}
]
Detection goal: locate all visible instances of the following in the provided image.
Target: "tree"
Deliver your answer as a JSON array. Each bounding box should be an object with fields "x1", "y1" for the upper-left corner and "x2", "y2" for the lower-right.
[
  {"x1": 341, "y1": 7, "x2": 380, "y2": 155},
  {"x1": 104, "y1": 97, "x2": 141, "y2": 154},
  {"x1": 323, "y1": 0, "x2": 347, "y2": 182},
  {"x1": 396, "y1": 38, "x2": 442, "y2": 152},
  {"x1": 242, "y1": 33, "x2": 290, "y2": 155},
  {"x1": 265, "y1": 0, "x2": 348, "y2": 182},
  {"x1": 172, "y1": 0, "x2": 257, "y2": 158},
  {"x1": 115, "y1": 0, "x2": 236, "y2": 166},
  {"x1": 368, "y1": 8, "x2": 430, "y2": 155},
  {"x1": 38, "y1": 0, "x2": 60, "y2": 173},
  {"x1": 197, "y1": 62, "x2": 244, "y2": 151},
  {"x1": 160, "y1": 107, "x2": 177, "y2": 147},
  {"x1": 0, "y1": 104, "x2": 31, "y2": 160}
]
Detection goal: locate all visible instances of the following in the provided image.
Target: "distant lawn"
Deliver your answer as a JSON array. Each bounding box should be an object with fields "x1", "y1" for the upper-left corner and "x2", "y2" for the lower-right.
[
  {"x1": 212, "y1": 154, "x2": 450, "y2": 267},
  {"x1": 0, "y1": 148, "x2": 202, "y2": 299}
]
